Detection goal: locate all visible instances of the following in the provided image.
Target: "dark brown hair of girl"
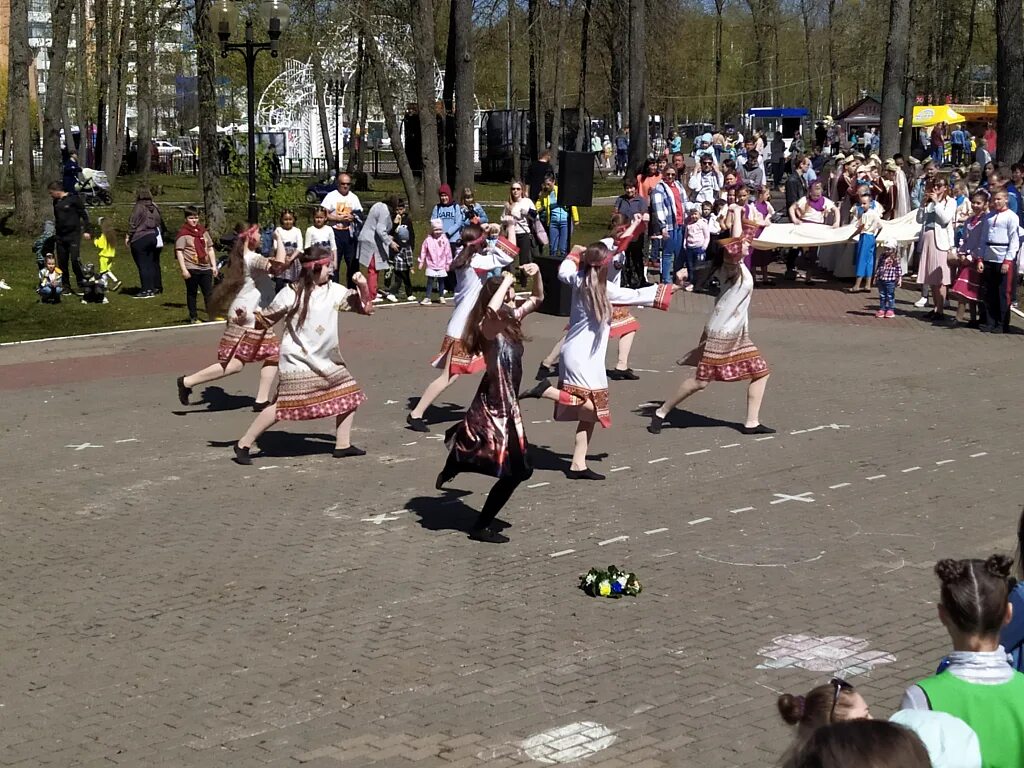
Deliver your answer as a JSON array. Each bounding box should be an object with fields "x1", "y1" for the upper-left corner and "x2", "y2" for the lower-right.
[
  {"x1": 935, "y1": 554, "x2": 1014, "y2": 636},
  {"x1": 450, "y1": 223, "x2": 485, "y2": 271},
  {"x1": 285, "y1": 246, "x2": 334, "y2": 330},
  {"x1": 786, "y1": 721, "x2": 930, "y2": 768},
  {"x1": 462, "y1": 275, "x2": 524, "y2": 356},
  {"x1": 778, "y1": 685, "x2": 838, "y2": 736},
  {"x1": 208, "y1": 225, "x2": 261, "y2": 317},
  {"x1": 609, "y1": 212, "x2": 630, "y2": 231}
]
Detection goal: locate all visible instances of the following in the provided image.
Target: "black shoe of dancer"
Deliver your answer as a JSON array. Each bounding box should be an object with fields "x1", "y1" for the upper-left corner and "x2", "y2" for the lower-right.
[
  {"x1": 536, "y1": 362, "x2": 558, "y2": 380},
  {"x1": 492, "y1": 518, "x2": 512, "y2": 530},
  {"x1": 333, "y1": 445, "x2": 367, "y2": 458},
  {"x1": 566, "y1": 467, "x2": 605, "y2": 480},
  {"x1": 253, "y1": 400, "x2": 272, "y2": 412},
  {"x1": 647, "y1": 413, "x2": 664, "y2": 434},
  {"x1": 435, "y1": 468, "x2": 457, "y2": 490},
  {"x1": 739, "y1": 424, "x2": 776, "y2": 435},
  {"x1": 176, "y1": 375, "x2": 192, "y2": 405},
  {"x1": 233, "y1": 443, "x2": 252, "y2": 465},
  {"x1": 609, "y1": 368, "x2": 639, "y2": 380},
  {"x1": 469, "y1": 525, "x2": 510, "y2": 544},
  {"x1": 406, "y1": 413, "x2": 430, "y2": 432},
  {"x1": 519, "y1": 379, "x2": 551, "y2": 399}
]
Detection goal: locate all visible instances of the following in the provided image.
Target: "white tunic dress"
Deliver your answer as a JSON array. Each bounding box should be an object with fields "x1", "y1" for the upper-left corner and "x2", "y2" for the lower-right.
[
  {"x1": 218, "y1": 249, "x2": 279, "y2": 364},
  {"x1": 556, "y1": 254, "x2": 673, "y2": 426},
  {"x1": 260, "y1": 282, "x2": 369, "y2": 421}
]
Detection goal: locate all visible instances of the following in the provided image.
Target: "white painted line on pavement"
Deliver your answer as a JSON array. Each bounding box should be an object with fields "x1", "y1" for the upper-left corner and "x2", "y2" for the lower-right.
[
  {"x1": 610, "y1": 466, "x2": 631, "y2": 472},
  {"x1": 527, "y1": 482, "x2": 550, "y2": 489},
  {"x1": 632, "y1": 368, "x2": 661, "y2": 373},
  {"x1": 789, "y1": 429, "x2": 809, "y2": 435},
  {"x1": 114, "y1": 438, "x2": 139, "y2": 443},
  {"x1": 688, "y1": 517, "x2": 712, "y2": 525},
  {"x1": 549, "y1": 549, "x2": 576, "y2": 558},
  {"x1": 901, "y1": 466, "x2": 921, "y2": 473},
  {"x1": 935, "y1": 459, "x2": 956, "y2": 465},
  {"x1": 424, "y1": 435, "x2": 444, "y2": 441},
  {"x1": 729, "y1": 506, "x2": 755, "y2": 514},
  {"x1": 829, "y1": 482, "x2": 852, "y2": 489},
  {"x1": 644, "y1": 527, "x2": 669, "y2": 534},
  {"x1": 970, "y1": 452, "x2": 988, "y2": 458},
  {"x1": 648, "y1": 457, "x2": 669, "y2": 464},
  {"x1": 402, "y1": 441, "x2": 418, "y2": 446},
  {"x1": 258, "y1": 465, "x2": 280, "y2": 470},
  {"x1": 685, "y1": 449, "x2": 710, "y2": 456},
  {"x1": 598, "y1": 535, "x2": 629, "y2": 546},
  {"x1": 866, "y1": 474, "x2": 887, "y2": 481},
  {"x1": 755, "y1": 436, "x2": 776, "y2": 441},
  {"x1": 653, "y1": 550, "x2": 678, "y2": 558},
  {"x1": 531, "y1": 419, "x2": 553, "y2": 424},
  {"x1": 721, "y1": 443, "x2": 741, "y2": 449},
  {"x1": 66, "y1": 442, "x2": 103, "y2": 450},
  {"x1": 384, "y1": 399, "x2": 399, "y2": 405}
]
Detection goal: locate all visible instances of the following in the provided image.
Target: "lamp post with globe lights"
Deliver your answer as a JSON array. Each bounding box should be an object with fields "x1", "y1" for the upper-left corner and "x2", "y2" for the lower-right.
[{"x1": 211, "y1": 0, "x2": 290, "y2": 224}]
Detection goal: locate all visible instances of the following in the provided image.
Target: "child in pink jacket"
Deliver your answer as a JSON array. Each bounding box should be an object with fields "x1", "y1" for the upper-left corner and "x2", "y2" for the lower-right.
[
  {"x1": 419, "y1": 218, "x2": 453, "y2": 305},
  {"x1": 681, "y1": 204, "x2": 710, "y2": 291}
]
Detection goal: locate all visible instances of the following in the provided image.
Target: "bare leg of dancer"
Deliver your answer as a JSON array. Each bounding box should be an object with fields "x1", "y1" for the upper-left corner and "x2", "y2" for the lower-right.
[
  {"x1": 520, "y1": 384, "x2": 603, "y2": 479},
  {"x1": 612, "y1": 332, "x2": 636, "y2": 376},
  {"x1": 333, "y1": 410, "x2": 365, "y2": 456},
  {"x1": 255, "y1": 363, "x2": 278, "y2": 406},
  {"x1": 647, "y1": 376, "x2": 707, "y2": 433},
  {"x1": 233, "y1": 404, "x2": 279, "y2": 464},
  {"x1": 745, "y1": 374, "x2": 770, "y2": 428},
  {"x1": 182, "y1": 358, "x2": 244, "y2": 390},
  {"x1": 408, "y1": 349, "x2": 460, "y2": 431}
]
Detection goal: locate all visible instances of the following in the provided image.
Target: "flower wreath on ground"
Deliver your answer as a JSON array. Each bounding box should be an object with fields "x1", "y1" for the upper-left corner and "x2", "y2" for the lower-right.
[{"x1": 579, "y1": 565, "x2": 642, "y2": 598}]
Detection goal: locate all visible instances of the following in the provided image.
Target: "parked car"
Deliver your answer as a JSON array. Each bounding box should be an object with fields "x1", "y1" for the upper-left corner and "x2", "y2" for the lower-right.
[
  {"x1": 306, "y1": 177, "x2": 336, "y2": 204},
  {"x1": 153, "y1": 140, "x2": 182, "y2": 156}
]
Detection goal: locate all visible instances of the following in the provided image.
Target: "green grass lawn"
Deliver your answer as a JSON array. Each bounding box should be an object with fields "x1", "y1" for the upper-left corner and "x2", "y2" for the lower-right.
[{"x1": 0, "y1": 173, "x2": 615, "y2": 343}]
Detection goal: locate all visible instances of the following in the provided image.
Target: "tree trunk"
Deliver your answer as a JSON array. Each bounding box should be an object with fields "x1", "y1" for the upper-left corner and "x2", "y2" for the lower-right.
[
  {"x1": 527, "y1": 0, "x2": 540, "y2": 158},
  {"x1": 574, "y1": 0, "x2": 594, "y2": 152},
  {"x1": 451, "y1": 0, "x2": 475, "y2": 192},
  {"x1": 410, "y1": 0, "x2": 441, "y2": 207},
  {"x1": 550, "y1": 0, "x2": 567, "y2": 163},
  {"x1": 102, "y1": 0, "x2": 131, "y2": 179},
  {"x1": 714, "y1": 0, "x2": 724, "y2": 127},
  {"x1": 800, "y1": 0, "x2": 814, "y2": 112},
  {"x1": 348, "y1": 37, "x2": 364, "y2": 174},
  {"x1": 193, "y1": 0, "x2": 224, "y2": 234},
  {"x1": 310, "y1": 51, "x2": 334, "y2": 173},
  {"x1": 880, "y1": 0, "x2": 910, "y2": 157},
  {"x1": 899, "y1": 0, "x2": 917, "y2": 158},
  {"x1": 996, "y1": 0, "x2": 1024, "y2": 162},
  {"x1": 95, "y1": 0, "x2": 108, "y2": 169},
  {"x1": 364, "y1": 25, "x2": 422, "y2": 219},
  {"x1": 7, "y1": 0, "x2": 35, "y2": 232},
  {"x1": 626, "y1": 0, "x2": 647, "y2": 171},
  {"x1": 952, "y1": 0, "x2": 978, "y2": 100},
  {"x1": 826, "y1": 0, "x2": 837, "y2": 114},
  {"x1": 40, "y1": 0, "x2": 74, "y2": 195},
  {"x1": 136, "y1": 15, "x2": 155, "y2": 177},
  {"x1": 744, "y1": 0, "x2": 768, "y2": 106},
  {"x1": 75, "y1": 0, "x2": 87, "y2": 143}
]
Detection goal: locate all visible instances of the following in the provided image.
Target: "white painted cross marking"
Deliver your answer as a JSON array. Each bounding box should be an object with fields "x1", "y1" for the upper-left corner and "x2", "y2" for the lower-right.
[
  {"x1": 685, "y1": 449, "x2": 710, "y2": 456},
  {"x1": 688, "y1": 516, "x2": 712, "y2": 525},
  {"x1": 362, "y1": 512, "x2": 403, "y2": 525},
  {"x1": 970, "y1": 452, "x2": 988, "y2": 458},
  {"x1": 610, "y1": 466, "x2": 631, "y2": 472},
  {"x1": 729, "y1": 506, "x2": 755, "y2": 514},
  {"x1": 598, "y1": 535, "x2": 629, "y2": 546},
  {"x1": 829, "y1": 482, "x2": 852, "y2": 489},
  {"x1": 528, "y1": 482, "x2": 550, "y2": 489},
  {"x1": 770, "y1": 492, "x2": 815, "y2": 505},
  {"x1": 935, "y1": 459, "x2": 956, "y2": 465},
  {"x1": 644, "y1": 527, "x2": 669, "y2": 534},
  {"x1": 549, "y1": 549, "x2": 576, "y2": 558},
  {"x1": 66, "y1": 442, "x2": 103, "y2": 450},
  {"x1": 866, "y1": 474, "x2": 887, "y2": 481},
  {"x1": 648, "y1": 457, "x2": 669, "y2": 464},
  {"x1": 901, "y1": 466, "x2": 921, "y2": 473}
]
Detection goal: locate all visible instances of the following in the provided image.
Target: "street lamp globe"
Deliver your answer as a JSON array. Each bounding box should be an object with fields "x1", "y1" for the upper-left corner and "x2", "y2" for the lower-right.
[
  {"x1": 260, "y1": 0, "x2": 290, "y2": 49},
  {"x1": 210, "y1": 0, "x2": 239, "y2": 44}
]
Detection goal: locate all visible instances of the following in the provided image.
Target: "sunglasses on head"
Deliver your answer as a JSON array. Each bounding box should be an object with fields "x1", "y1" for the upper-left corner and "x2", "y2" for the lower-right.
[{"x1": 829, "y1": 678, "x2": 853, "y2": 723}]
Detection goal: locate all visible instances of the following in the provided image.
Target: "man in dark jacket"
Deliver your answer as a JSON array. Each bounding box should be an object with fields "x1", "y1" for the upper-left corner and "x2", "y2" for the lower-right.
[
  {"x1": 526, "y1": 150, "x2": 554, "y2": 202},
  {"x1": 783, "y1": 154, "x2": 810, "y2": 280},
  {"x1": 48, "y1": 181, "x2": 91, "y2": 293}
]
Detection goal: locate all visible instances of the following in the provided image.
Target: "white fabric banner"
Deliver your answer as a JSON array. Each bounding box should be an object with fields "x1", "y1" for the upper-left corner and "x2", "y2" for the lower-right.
[{"x1": 752, "y1": 210, "x2": 921, "y2": 251}]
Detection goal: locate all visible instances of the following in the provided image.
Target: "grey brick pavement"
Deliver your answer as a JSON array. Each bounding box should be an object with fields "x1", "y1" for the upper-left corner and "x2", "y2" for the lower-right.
[{"x1": 1, "y1": 285, "x2": 1022, "y2": 766}]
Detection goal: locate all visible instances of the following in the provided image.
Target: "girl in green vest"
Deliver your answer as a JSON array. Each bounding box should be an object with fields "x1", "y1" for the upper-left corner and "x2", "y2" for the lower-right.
[{"x1": 901, "y1": 555, "x2": 1024, "y2": 768}]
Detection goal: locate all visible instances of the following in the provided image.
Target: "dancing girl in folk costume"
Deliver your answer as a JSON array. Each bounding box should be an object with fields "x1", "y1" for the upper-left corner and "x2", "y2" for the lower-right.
[
  {"x1": 648, "y1": 232, "x2": 774, "y2": 436},
  {"x1": 435, "y1": 265, "x2": 544, "y2": 544},
  {"x1": 407, "y1": 224, "x2": 517, "y2": 432},
  {"x1": 176, "y1": 225, "x2": 283, "y2": 410},
  {"x1": 232, "y1": 248, "x2": 373, "y2": 465},
  {"x1": 534, "y1": 214, "x2": 652, "y2": 382},
  {"x1": 521, "y1": 242, "x2": 677, "y2": 480}
]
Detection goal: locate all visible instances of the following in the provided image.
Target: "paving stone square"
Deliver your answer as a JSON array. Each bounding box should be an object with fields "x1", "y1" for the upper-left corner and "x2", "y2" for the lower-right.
[{"x1": 1, "y1": 282, "x2": 1021, "y2": 766}]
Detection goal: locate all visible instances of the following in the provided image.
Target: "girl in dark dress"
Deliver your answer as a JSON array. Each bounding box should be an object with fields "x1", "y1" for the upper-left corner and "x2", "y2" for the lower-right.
[{"x1": 435, "y1": 263, "x2": 544, "y2": 543}]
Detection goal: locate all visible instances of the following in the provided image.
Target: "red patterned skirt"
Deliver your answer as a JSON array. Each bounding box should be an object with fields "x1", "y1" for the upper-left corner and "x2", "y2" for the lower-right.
[
  {"x1": 431, "y1": 335, "x2": 486, "y2": 376},
  {"x1": 275, "y1": 364, "x2": 367, "y2": 421},
  {"x1": 553, "y1": 383, "x2": 612, "y2": 428},
  {"x1": 609, "y1": 306, "x2": 640, "y2": 339},
  {"x1": 687, "y1": 330, "x2": 770, "y2": 383},
  {"x1": 217, "y1": 324, "x2": 279, "y2": 365},
  {"x1": 950, "y1": 263, "x2": 981, "y2": 302}
]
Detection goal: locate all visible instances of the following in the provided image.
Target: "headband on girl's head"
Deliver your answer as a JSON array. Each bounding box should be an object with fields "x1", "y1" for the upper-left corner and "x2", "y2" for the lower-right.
[
  {"x1": 302, "y1": 257, "x2": 333, "y2": 271},
  {"x1": 466, "y1": 234, "x2": 487, "y2": 248}
]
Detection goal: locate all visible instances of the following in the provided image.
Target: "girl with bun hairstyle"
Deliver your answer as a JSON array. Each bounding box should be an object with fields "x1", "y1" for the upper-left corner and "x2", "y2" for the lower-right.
[{"x1": 902, "y1": 555, "x2": 1024, "y2": 768}]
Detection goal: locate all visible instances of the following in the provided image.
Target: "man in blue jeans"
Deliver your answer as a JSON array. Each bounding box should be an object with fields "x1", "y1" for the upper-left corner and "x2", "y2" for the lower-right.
[{"x1": 649, "y1": 167, "x2": 687, "y2": 284}]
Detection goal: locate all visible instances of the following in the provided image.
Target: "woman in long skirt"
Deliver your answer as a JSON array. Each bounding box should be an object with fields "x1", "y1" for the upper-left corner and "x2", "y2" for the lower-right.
[
  {"x1": 648, "y1": 240, "x2": 774, "y2": 436},
  {"x1": 176, "y1": 225, "x2": 283, "y2": 410},
  {"x1": 407, "y1": 224, "x2": 517, "y2": 431},
  {"x1": 915, "y1": 176, "x2": 958, "y2": 326},
  {"x1": 232, "y1": 248, "x2": 373, "y2": 464},
  {"x1": 436, "y1": 265, "x2": 544, "y2": 543},
  {"x1": 521, "y1": 242, "x2": 676, "y2": 480}
]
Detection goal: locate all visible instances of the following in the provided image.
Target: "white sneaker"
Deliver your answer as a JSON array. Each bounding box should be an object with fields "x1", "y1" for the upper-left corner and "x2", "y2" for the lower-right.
[
  {"x1": 372, "y1": 296, "x2": 384, "y2": 303},
  {"x1": 102, "y1": 297, "x2": 109, "y2": 304},
  {"x1": 420, "y1": 298, "x2": 432, "y2": 306},
  {"x1": 439, "y1": 295, "x2": 447, "y2": 304},
  {"x1": 914, "y1": 297, "x2": 928, "y2": 308},
  {"x1": 0, "y1": 280, "x2": 11, "y2": 290},
  {"x1": 406, "y1": 295, "x2": 416, "y2": 302},
  {"x1": 386, "y1": 293, "x2": 398, "y2": 303}
]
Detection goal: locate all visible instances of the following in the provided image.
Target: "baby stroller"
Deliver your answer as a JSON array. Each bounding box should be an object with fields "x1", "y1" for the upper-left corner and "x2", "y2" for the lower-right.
[{"x1": 76, "y1": 168, "x2": 113, "y2": 207}]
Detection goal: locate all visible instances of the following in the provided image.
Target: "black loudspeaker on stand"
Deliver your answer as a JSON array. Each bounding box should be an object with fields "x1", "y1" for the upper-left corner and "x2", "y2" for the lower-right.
[{"x1": 538, "y1": 150, "x2": 595, "y2": 316}]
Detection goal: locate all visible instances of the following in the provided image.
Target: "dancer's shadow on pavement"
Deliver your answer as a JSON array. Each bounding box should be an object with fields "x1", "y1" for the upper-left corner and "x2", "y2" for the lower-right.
[
  {"x1": 632, "y1": 404, "x2": 744, "y2": 432},
  {"x1": 172, "y1": 386, "x2": 253, "y2": 415},
  {"x1": 404, "y1": 397, "x2": 465, "y2": 426},
  {"x1": 406, "y1": 491, "x2": 477, "y2": 533},
  {"x1": 208, "y1": 431, "x2": 337, "y2": 458},
  {"x1": 528, "y1": 443, "x2": 609, "y2": 474}
]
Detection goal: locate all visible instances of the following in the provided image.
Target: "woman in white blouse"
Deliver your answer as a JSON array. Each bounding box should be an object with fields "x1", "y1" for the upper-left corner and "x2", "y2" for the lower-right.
[
  {"x1": 501, "y1": 180, "x2": 536, "y2": 276},
  {"x1": 915, "y1": 177, "x2": 958, "y2": 325}
]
